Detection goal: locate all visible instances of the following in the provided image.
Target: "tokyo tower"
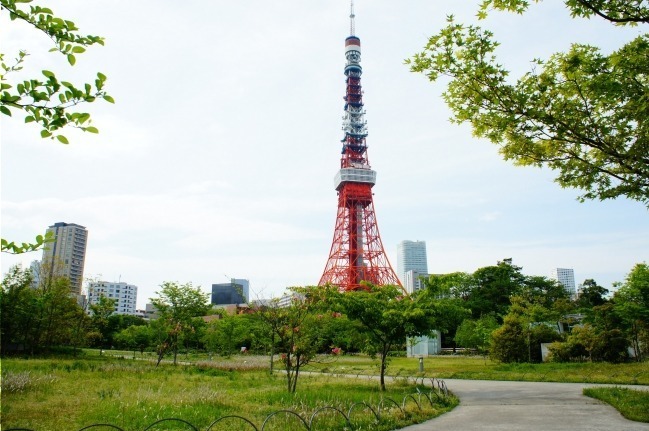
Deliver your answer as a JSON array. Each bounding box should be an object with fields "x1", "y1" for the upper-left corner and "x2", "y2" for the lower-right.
[{"x1": 318, "y1": 2, "x2": 401, "y2": 291}]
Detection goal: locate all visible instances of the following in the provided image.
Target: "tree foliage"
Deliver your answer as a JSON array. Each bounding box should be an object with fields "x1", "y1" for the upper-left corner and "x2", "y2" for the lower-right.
[
  {"x1": 150, "y1": 282, "x2": 210, "y2": 366},
  {"x1": 408, "y1": 0, "x2": 649, "y2": 206},
  {"x1": 320, "y1": 284, "x2": 437, "y2": 391},
  {"x1": 252, "y1": 290, "x2": 325, "y2": 393},
  {"x1": 1, "y1": 264, "x2": 86, "y2": 355},
  {"x1": 0, "y1": 0, "x2": 114, "y2": 143},
  {"x1": 612, "y1": 263, "x2": 649, "y2": 360}
]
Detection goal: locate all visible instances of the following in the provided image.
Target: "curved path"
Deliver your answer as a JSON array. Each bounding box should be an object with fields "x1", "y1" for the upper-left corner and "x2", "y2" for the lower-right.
[{"x1": 403, "y1": 379, "x2": 649, "y2": 431}]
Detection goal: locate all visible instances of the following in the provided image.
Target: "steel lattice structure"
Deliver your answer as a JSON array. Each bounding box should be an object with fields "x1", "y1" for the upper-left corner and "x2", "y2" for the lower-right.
[{"x1": 319, "y1": 4, "x2": 401, "y2": 291}]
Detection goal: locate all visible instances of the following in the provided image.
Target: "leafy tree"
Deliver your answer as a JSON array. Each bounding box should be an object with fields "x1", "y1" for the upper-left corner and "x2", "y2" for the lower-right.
[
  {"x1": 566, "y1": 323, "x2": 629, "y2": 363},
  {"x1": 424, "y1": 271, "x2": 476, "y2": 300},
  {"x1": 253, "y1": 290, "x2": 323, "y2": 393},
  {"x1": 114, "y1": 324, "x2": 153, "y2": 357},
  {"x1": 455, "y1": 314, "x2": 499, "y2": 356},
  {"x1": 1, "y1": 265, "x2": 35, "y2": 352},
  {"x1": 1, "y1": 264, "x2": 84, "y2": 355},
  {"x1": 576, "y1": 279, "x2": 609, "y2": 309},
  {"x1": 88, "y1": 296, "x2": 117, "y2": 349},
  {"x1": 613, "y1": 263, "x2": 649, "y2": 360},
  {"x1": 419, "y1": 276, "x2": 472, "y2": 349},
  {"x1": 321, "y1": 284, "x2": 437, "y2": 391},
  {"x1": 202, "y1": 312, "x2": 243, "y2": 357},
  {"x1": 408, "y1": 1, "x2": 649, "y2": 206},
  {"x1": 491, "y1": 296, "x2": 563, "y2": 363},
  {"x1": 521, "y1": 276, "x2": 570, "y2": 309},
  {"x1": 469, "y1": 260, "x2": 525, "y2": 320},
  {"x1": 150, "y1": 281, "x2": 210, "y2": 365},
  {"x1": 490, "y1": 313, "x2": 528, "y2": 363}
]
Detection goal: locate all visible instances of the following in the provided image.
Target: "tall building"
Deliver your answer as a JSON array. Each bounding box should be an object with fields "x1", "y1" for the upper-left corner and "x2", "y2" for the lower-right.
[
  {"x1": 87, "y1": 281, "x2": 138, "y2": 315},
  {"x1": 550, "y1": 268, "x2": 576, "y2": 298},
  {"x1": 403, "y1": 269, "x2": 428, "y2": 295},
  {"x1": 319, "y1": 4, "x2": 401, "y2": 290},
  {"x1": 211, "y1": 279, "x2": 249, "y2": 306},
  {"x1": 397, "y1": 240, "x2": 428, "y2": 286},
  {"x1": 41, "y1": 222, "x2": 88, "y2": 295}
]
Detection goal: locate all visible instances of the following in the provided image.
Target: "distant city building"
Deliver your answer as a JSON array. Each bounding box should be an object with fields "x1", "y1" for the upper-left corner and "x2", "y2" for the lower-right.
[
  {"x1": 211, "y1": 279, "x2": 249, "y2": 306},
  {"x1": 397, "y1": 240, "x2": 428, "y2": 286},
  {"x1": 41, "y1": 222, "x2": 88, "y2": 295},
  {"x1": 550, "y1": 268, "x2": 576, "y2": 298},
  {"x1": 403, "y1": 269, "x2": 429, "y2": 295},
  {"x1": 87, "y1": 281, "x2": 138, "y2": 315}
]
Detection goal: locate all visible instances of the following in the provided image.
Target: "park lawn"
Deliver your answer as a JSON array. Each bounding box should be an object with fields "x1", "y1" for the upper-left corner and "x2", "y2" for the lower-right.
[
  {"x1": 303, "y1": 355, "x2": 649, "y2": 385},
  {"x1": 1, "y1": 356, "x2": 456, "y2": 431},
  {"x1": 583, "y1": 387, "x2": 649, "y2": 423}
]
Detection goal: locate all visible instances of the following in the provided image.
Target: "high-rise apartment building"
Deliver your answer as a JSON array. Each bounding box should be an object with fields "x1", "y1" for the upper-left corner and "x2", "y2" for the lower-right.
[
  {"x1": 41, "y1": 222, "x2": 88, "y2": 295},
  {"x1": 87, "y1": 281, "x2": 138, "y2": 315},
  {"x1": 211, "y1": 279, "x2": 249, "y2": 306},
  {"x1": 550, "y1": 268, "x2": 576, "y2": 298},
  {"x1": 397, "y1": 240, "x2": 428, "y2": 286}
]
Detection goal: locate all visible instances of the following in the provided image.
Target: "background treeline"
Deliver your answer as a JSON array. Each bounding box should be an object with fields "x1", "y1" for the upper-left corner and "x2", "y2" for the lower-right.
[{"x1": 1, "y1": 260, "x2": 647, "y2": 366}]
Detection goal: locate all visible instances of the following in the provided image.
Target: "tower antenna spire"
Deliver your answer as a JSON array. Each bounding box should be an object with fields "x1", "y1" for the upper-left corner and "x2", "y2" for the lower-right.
[{"x1": 350, "y1": 0, "x2": 355, "y2": 36}]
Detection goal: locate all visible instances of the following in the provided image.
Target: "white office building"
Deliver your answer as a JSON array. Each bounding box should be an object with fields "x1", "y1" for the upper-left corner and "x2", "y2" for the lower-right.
[
  {"x1": 87, "y1": 281, "x2": 138, "y2": 315},
  {"x1": 550, "y1": 268, "x2": 576, "y2": 298},
  {"x1": 403, "y1": 269, "x2": 428, "y2": 295},
  {"x1": 397, "y1": 240, "x2": 428, "y2": 286}
]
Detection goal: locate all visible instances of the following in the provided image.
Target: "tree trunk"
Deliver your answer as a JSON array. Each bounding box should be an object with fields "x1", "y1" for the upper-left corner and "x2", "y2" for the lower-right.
[{"x1": 380, "y1": 345, "x2": 389, "y2": 392}]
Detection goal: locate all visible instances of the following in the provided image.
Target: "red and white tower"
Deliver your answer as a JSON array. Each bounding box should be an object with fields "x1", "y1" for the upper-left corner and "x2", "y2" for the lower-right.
[{"x1": 319, "y1": 3, "x2": 401, "y2": 291}]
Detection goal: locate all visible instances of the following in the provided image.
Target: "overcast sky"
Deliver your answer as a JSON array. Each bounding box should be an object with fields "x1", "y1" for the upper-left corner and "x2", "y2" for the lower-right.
[{"x1": 2, "y1": 1, "x2": 647, "y2": 309}]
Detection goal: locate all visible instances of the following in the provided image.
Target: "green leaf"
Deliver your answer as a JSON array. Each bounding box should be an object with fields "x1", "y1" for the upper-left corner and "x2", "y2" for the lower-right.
[
  {"x1": 0, "y1": 105, "x2": 11, "y2": 116},
  {"x1": 56, "y1": 135, "x2": 69, "y2": 144},
  {"x1": 72, "y1": 46, "x2": 86, "y2": 54},
  {"x1": 40, "y1": 130, "x2": 52, "y2": 138},
  {"x1": 84, "y1": 126, "x2": 99, "y2": 133},
  {"x1": 97, "y1": 72, "x2": 106, "y2": 81},
  {"x1": 67, "y1": 54, "x2": 76, "y2": 66},
  {"x1": 42, "y1": 70, "x2": 55, "y2": 78},
  {"x1": 104, "y1": 95, "x2": 115, "y2": 103},
  {"x1": 25, "y1": 115, "x2": 35, "y2": 123}
]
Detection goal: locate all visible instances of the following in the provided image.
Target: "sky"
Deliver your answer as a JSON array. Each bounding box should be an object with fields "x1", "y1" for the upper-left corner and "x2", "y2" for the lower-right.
[{"x1": 2, "y1": 1, "x2": 647, "y2": 309}]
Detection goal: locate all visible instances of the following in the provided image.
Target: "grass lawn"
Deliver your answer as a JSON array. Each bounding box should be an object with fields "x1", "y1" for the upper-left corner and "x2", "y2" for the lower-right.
[
  {"x1": 302, "y1": 354, "x2": 649, "y2": 385},
  {"x1": 583, "y1": 387, "x2": 649, "y2": 423},
  {"x1": 1, "y1": 355, "x2": 457, "y2": 431}
]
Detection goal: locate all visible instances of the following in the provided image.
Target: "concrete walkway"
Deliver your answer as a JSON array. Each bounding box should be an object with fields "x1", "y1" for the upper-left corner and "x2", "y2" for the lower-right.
[{"x1": 402, "y1": 379, "x2": 649, "y2": 431}]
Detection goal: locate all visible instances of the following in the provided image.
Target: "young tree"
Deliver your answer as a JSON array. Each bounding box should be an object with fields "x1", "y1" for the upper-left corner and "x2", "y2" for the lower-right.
[
  {"x1": 150, "y1": 282, "x2": 210, "y2": 365},
  {"x1": 321, "y1": 284, "x2": 437, "y2": 391},
  {"x1": 253, "y1": 290, "x2": 323, "y2": 393},
  {"x1": 408, "y1": 1, "x2": 649, "y2": 206}
]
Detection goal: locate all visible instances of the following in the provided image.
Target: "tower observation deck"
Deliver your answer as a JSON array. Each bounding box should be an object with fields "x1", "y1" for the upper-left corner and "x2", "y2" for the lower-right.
[{"x1": 319, "y1": 3, "x2": 401, "y2": 291}]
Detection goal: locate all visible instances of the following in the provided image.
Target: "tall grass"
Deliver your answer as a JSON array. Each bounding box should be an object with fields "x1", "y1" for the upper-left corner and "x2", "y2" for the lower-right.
[{"x1": 1, "y1": 356, "x2": 456, "y2": 431}]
